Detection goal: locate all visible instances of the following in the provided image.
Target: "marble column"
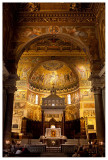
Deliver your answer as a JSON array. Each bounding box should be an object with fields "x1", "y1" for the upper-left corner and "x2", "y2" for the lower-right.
[
  {"x1": 62, "y1": 111, "x2": 65, "y2": 136},
  {"x1": 3, "y1": 63, "x2": 9, "y2": 131},
  {"x1": 3, "y1": 86, "x2": 17, "y2": 148},
  {"x1": 3, "y1": 88, "x2": 7, "y2": 131},
  {"x1": 3, "y1": 73, "x2": 19, "y2": 149},
  {"x1": 92, "y1": 87, "x2": 105, "y2": 141},
  {"x1": 102, "y1": 87, "x2": 105, "y2": 120},
  {"x1": 42, "y1": 110, "x2": 45, "y2": 136}
]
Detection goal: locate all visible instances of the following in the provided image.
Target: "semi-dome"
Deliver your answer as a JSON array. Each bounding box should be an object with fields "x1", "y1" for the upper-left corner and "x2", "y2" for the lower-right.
[{"x1": 29, "y1": 60, "x2": 78, "y2": 90}]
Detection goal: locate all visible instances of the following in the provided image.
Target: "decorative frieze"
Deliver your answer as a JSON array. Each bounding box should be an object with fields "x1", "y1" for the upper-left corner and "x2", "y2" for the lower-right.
[{"x1": 16, "y1": 12, "x2": 96, "y2": 25}]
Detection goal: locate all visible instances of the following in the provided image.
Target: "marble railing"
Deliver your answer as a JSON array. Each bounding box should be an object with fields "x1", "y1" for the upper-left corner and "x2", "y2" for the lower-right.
[
  {"x1": 27, "y1": 144, "x2": 46, "y2": 153},
  {"x1": 61, "y1": 144, "x2": 77, "y2": 153}
]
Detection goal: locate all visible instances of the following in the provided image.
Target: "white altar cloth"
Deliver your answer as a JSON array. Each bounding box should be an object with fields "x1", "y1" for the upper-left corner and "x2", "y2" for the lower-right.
[{"x1": 45, "y1": 128, "x2": 61, "y2": 138}]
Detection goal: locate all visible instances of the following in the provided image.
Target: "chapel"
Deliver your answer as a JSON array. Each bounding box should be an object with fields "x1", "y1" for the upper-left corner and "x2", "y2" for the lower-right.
[{"x1": 3, "y1": 2, "x2": 105, "y2": 157}]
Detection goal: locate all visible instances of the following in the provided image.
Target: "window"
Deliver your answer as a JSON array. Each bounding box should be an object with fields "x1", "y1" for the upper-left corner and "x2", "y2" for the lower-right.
[
  {"x1": 35, "y1": 95, "x2": 38, "y2": 104},
  {"x1": 67, "y1": 94, "x2": 71, "y2": 104}
]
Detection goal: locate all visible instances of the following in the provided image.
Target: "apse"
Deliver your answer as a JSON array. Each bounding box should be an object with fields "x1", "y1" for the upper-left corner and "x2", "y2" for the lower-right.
[{"x1": 29, "y1": 60, "x2": 78, "y2": 90}]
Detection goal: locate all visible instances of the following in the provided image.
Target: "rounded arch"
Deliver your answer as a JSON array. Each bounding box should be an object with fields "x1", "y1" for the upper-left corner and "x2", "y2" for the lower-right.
[{"x1": 16, "y1": 33, "x2": 90, "y2": 63}]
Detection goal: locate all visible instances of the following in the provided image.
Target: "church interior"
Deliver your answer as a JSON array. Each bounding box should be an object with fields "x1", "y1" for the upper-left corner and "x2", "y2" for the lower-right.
[{"x1": 3, "y1": 2, "x2": 105, "y2": 157}]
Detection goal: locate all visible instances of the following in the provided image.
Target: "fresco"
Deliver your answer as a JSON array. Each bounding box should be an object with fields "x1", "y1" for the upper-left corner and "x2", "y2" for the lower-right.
[
  {"x1": 30, "y1": 61, "x2": 78, "y2": 90},
  {"x1": 65, "y1": 103, "x2": 80, "y2": 121},
  {"x1": 15, "y1": 91, "x2": 26, "y2": 100},
  {"x1": 84, "y1": 103, "x2": 94, "y2": 108},
  {"x1": 83, "y1": 110, "x2": 95, "y2": 117},
  {"x1": 17, "y1": 63, "x2": 34, "y2": 81},
  {"x1": 80, "y1": 89, "x2": 94, "y2": 101},
  {"x1": 15, "y1": 27, "x2": 42, "y2": 40},
  {"x1": 48, "y1": 26, "x2": 60, "y2": 34},
  {"x1": 75, "y1": 64, "x2": 90, "y2": 80},
  {"x1": 71, "y1": 90, "x2": 80, "y2": 103},
  {"x1": 14, "y1": 102, "x2": 25, "y2": 109},
  {"x1": 62, "y1": 26, "x2": 95, "y2": 39},
  {"x1": 26, "y1": 104, "x2": 41, "y2": 121},
  {"x1": 28, "y1": 93, "x2": 35, "y2": 104},
  {"x1": 13, "y1": 110, "x2": 24, "y2": 116}
]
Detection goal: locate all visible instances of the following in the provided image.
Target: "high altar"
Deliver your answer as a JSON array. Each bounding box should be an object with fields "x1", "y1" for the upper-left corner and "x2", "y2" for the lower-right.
[
  {"x1": 40, "y1": 127, "x2": 67, "y2": 147},
  {"x1": 45, "y1": 128, "x2": 61, "y2": 138}
]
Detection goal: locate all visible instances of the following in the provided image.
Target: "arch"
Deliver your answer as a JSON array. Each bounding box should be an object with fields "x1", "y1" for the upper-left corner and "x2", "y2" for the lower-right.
[{"x1": 16, "y1": 33, "x2": 90, "y2": 63}]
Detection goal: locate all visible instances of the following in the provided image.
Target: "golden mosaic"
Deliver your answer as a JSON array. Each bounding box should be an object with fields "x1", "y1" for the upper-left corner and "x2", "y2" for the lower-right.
[
  {"x1": 29, "y1": 60, "x2": 78, "y2": 90},
  {"x1": 42, "y1": 60, "x2": 63, "y2": 71}
]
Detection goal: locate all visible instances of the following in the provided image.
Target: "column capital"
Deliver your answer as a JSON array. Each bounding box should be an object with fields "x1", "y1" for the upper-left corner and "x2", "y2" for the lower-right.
[
  {"x1": 4, "y1": 74, "x2": 19, "y2": 87},
  {"x1": 90, "y1": 60, "x2": 104, "y2": 74},
  {"x1": 91, "y1": 87, "x2": 102, "y2": 95},
  {"x1": 4, "y1": 73, "x2": 20, "y2": 93},
  {"x1": 88, "y1": 64, "x2": 105, "y2": 89},
  {"x1": 89, "y1": 74, "x2": 103, "y2": 87},
  {"x1": 3, "y1": 62, "x2": 9, "y2": 82},
  {"x1": 7, "y1": 86, "x2": 17, "y2": 94}
]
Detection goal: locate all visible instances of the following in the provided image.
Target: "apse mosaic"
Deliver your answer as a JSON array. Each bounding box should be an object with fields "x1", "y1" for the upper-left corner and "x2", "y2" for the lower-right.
[
  {"x1": 29, "y1": 61, "x2": 78, "y2": 90},
  {"x1": 43, "y1": 60, "x2": 63, "y2": 71}
]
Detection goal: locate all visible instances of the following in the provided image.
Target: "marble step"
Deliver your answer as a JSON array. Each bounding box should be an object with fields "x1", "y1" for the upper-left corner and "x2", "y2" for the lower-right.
[
  {"x1": 41, "y1": 152, "x2": 68, "y2": 157},
  {"x1": 46, "y1": 147, "x2": 61, "y2": 152}
]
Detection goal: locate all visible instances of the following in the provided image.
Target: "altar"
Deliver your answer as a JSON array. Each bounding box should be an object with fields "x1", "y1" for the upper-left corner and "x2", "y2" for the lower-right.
[
  {"x1": 40, "y1": 136, "x2": 67, "y2": 147},
  {"x1": 40, "y1": 127, "x2": 67, "y2": 147},
  {"x1": 45, "y1": 128, "x2": 61, "y2": 138}
]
